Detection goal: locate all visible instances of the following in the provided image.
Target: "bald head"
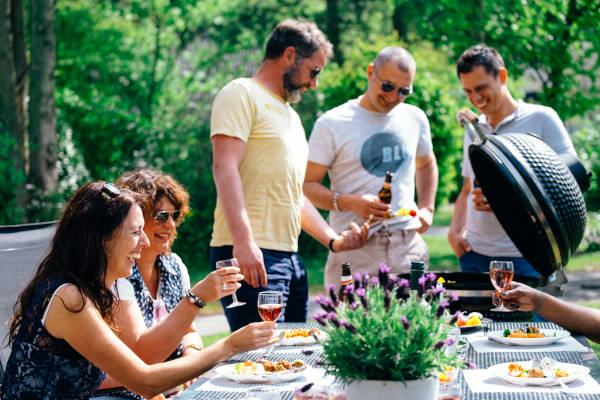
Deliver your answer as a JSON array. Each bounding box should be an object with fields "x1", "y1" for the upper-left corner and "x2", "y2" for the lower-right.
[{"x1": 373, "y1": 46, "x2": 416, "y2": 73}]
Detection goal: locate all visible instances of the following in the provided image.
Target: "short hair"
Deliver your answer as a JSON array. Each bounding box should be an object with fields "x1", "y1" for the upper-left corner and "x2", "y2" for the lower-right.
[
  {"x1": 457, "y1": 44, "x2": 505, "y2": 78},
  {"x1": 264, "y1": 19, "x2": 333, "y2": 61},
  {"x1": 373, "y1": 46, "x2": 416, "y2": 73},
  {"x1": 116, "y1": 169, "x2": 191, "y2": 247}
]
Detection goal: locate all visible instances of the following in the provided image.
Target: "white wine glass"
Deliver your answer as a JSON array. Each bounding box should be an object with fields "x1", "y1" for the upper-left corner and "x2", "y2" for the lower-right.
[
  {"x1": 489, "y1": 260, "x2": 514, "y2": 312},
  {"x1": 216, "y1": 258, "x2": 246, "y2": 308}
]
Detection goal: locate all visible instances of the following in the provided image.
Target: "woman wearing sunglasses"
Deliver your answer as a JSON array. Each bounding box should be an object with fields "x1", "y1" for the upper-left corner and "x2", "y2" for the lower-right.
[
  {"x1": 1, "y1": 181, "x2": 279, "y2": 400},
  {"x1": 91, "y1": 169, "x2": 260, "y2": 399}
]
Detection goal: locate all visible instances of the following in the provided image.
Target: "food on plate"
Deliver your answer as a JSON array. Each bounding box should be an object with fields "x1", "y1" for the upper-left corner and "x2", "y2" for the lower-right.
[
  {"x1": 438, "y1": 365, "x2": 458, "y2": 382},
  {"x1": 283, "y1": 328, "x2": 321, "y2": 339},
  {"x1": 507, "y1": 362, "x2": 568, "y2": 378},
  {"x1": 386, "y1": 208, "x2": 417, "y2": 219},
  {"x1": 233, "y1": 359, "x2": 306, "y2": 376},
  {"x1": 456, "y1": 312, "x2": 482, "y2": 327},
  {"x1": 503, "y1": 325, "x2": 547, "y2": 338}
]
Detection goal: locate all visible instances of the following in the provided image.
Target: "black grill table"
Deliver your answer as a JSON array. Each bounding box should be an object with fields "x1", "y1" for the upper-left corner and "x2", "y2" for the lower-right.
[{"x1": 174, "y1": 321, "x2": 600, "y2": 400}]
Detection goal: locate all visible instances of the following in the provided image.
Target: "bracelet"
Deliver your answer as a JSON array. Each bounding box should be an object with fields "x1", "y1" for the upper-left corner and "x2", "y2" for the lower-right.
[
  {"x1": 534, "y1": 290, "x2": 544, "y2": 313},
  {"x1": 182, "y1": 343, "x2": 203, "y2": 353},
  {"x1": 328, "y1": 237, "x2": 337, "y2": 252},
  {"x1": 332, "y1": 192, "x2": 341, "y2": 211},
  {"x1": 186, "y1": 289, "x2": 206, "y2": 309}
]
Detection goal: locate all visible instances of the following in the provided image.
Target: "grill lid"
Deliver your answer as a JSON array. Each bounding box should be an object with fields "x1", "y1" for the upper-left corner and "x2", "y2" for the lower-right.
[{"x1": 468, "y1": 132, "x2": 589, "y2": 277}]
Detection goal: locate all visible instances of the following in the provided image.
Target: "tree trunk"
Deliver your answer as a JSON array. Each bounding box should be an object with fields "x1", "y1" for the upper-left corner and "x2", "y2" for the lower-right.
[
  {"x1": 0, "y1": 0, "x2": 26, "y2": 173},
  {"x1": 29, "y1": 0, "x2": 57, "y2": 193},
  {"x1": 11, "y1": 0, "x2": 28, "y2": 169}
]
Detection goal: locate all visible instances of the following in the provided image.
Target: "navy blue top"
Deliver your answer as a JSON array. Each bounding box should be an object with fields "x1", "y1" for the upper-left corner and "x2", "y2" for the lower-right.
[
  {"x1": 1, "y1": 278, "x2": 105, "y2": 399},
  {"x1": 100, "y1": 253, "x2": 187, "y2": 399}
]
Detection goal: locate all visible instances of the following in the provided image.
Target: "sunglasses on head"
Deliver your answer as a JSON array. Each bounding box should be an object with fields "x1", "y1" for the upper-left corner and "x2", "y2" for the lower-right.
[
  {"x1": 374, "y1": 70, "x2": 413, "y2": 97},
  {"x1": 153, "y1": 210, "x2": 181, "y2": 225},
  {"x1": 101, "y1": 182, "x2": 122, "y2": 200}
]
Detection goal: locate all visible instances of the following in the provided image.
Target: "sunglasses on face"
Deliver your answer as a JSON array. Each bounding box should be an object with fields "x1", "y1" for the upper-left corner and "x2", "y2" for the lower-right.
[
  {"x1": 101, "y1": 182, "x2": 122, "y2": 199},
  {"x1": 374, "y1": 71, "x2": 413, "y2": 97},
  {"x1": 310, "y1": 67, "x2": 321, "y2": 79},
  {"x1": 153, "y1": 210, "x2": 181, "y2": 225}
]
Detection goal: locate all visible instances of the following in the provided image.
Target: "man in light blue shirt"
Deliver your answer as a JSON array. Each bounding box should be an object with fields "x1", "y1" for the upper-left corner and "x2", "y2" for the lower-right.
[{"x1": 447, "y1": 45, "x2": 575, "y2": 277}]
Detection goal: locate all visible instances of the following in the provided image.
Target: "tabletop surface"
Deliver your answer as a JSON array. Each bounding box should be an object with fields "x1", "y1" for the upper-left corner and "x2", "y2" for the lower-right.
[{"x1": 174, "y1": 321, "x2": 600, "y2": 400}]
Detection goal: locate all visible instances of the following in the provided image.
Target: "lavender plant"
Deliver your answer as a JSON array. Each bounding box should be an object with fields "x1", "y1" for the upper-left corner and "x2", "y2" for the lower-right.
[{"x1": 313, "y1": 265, "x2": 464, "y2": 382}]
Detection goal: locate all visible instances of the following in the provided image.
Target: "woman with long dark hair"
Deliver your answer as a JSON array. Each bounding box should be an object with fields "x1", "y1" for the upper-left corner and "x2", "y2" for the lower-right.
[{"x1": 1, "y1": 181, "x2": 278, "y2": 399}]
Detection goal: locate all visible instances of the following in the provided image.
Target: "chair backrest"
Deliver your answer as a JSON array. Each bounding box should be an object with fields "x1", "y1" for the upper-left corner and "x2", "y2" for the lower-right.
[{"x1": 0, "y1": 222, "x2": 56, "y2": 369}]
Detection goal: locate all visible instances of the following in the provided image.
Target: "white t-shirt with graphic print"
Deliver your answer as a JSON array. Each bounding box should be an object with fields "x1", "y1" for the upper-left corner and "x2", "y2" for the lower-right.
[{"x1": 308, "y1": 98, "x2": 433, "y2": 232}]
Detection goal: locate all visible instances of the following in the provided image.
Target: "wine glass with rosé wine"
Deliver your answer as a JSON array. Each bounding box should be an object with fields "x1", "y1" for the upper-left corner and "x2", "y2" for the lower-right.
[
  {"x1": 489, "y1": 260, "x2": 514, "y2": 312},
  {"x1": 216, "y1": 258, "x2": 246, "y2": 308},
  {"x1": 257, "y1": 291, "x2": 284, "y2": 322}
]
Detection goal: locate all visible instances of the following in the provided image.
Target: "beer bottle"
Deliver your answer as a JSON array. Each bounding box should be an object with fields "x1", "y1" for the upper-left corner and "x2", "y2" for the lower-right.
[
  {"x1": 378, "y1": 171, "x2": 393, "y2": 204},
  {"x1": 338, "y1": 262, "x2": 353, "y2": 302}
]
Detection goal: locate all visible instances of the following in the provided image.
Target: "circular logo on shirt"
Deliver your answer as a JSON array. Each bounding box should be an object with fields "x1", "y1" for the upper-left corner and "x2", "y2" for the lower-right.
[{"x1": 360, "y1": 133, "x2": 407, "y2": 177}]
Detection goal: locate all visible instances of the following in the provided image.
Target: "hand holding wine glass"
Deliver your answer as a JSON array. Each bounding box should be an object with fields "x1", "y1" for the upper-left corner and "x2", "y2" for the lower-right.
[
  {"x1": 489, "y1": 260, "x2": 514, "y2": 312},
  {"x1": 216, "y1": 258, "x2": 246, "y2": 308}
]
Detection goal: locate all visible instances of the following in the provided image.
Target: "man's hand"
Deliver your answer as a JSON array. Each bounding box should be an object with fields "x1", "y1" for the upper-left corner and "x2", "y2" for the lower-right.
[
  {"x1": 471, "y1": 187, "x2": 492, "y2": 212},
  {"x1": 332, "y1": 221, "x2": 370, "y2": 252},
  {"x1": 344, "y1": 194, "x2": 391, "y2": 220},
  {"x1": 232, "y1": 241, "x2": 267, "y2": 289},
  {"x1": 416, "y1": 207, "x2": 433, "y2": 234},
  {"x1": 447, "y1": 229, "x2": 472, "y2": 259}
]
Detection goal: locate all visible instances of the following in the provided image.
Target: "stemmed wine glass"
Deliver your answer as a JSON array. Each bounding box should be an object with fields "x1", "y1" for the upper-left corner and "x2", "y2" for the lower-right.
[
  {"x1": 216, "y1": 258, "x2": 246, "y2": 308},
  {"x1": 257, "y1": 291, "x2": 284, "y2": 322},
  {"x1": 489, "y1": 260, "x2": 514, "y2": 312}
]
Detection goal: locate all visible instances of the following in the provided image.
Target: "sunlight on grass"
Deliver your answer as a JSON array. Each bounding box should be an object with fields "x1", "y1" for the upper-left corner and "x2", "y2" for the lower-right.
[{"x1": 202, "y1": 331, "x2": 229, "y2": 347}]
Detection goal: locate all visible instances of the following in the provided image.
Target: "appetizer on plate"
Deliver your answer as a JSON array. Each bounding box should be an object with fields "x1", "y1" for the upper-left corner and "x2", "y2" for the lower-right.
[
  {"x1": 279, "y1": 328, "x2": 325, "y2": 345},
  {"x1": 508, "y1": 362, "x2": 568, "y2": 378},
  {"x1": 234, "y1": 359, "x2": 306, "y2": 376},
  {"x1": 503, "y1": 325, "x2": 546, "y2": 338}
]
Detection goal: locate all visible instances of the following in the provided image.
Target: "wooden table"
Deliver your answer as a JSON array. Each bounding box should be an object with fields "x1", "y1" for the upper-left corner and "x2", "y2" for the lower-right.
[{"x1": 174, "y1": 321, "x2": 600, "y2": 400}]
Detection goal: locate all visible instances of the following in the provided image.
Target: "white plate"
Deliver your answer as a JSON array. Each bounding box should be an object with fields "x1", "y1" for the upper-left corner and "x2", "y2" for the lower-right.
[
  {"x1": 215, "y1": 363, "x2": 308, "y2": 384},
  {"x1": 278, "y1": 329, "x2": 327, "y2": 346},
  {"x1": 488, "y1": 329, "x2": 570, "y2": 346},
  {"x1": 488, "y1": 361, "x2": 589, "y2": 386}
]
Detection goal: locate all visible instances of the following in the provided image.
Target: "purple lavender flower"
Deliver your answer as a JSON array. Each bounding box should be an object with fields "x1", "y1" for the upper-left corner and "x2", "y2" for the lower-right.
[
  {"x1": 356, "y1": 287, "x2": 368, "y2": 310},
  {"x1": 434, "y1": 338, "x2": 455, "y2": 349},
  {"x1": 378, "y1": 263, "x2": 391, "y2": 288},
  {"x1": 327, "y1": 312, "x2": 341, "y2": 328},
  {"x1": 343, "y1": 284, "x2": 356, "y2": 304},
  {"x1": 301, "y1": 349, "x2": 315, "y2": 356},
  {"x1": 349, "y1": 301, "x2": 359, "y2": 310},
  {"x1": 295, "y1": 383, "x2": 314, "y2": 395},
  {"x1": 401, "y1": 315, "x2": 410, "y2": 331},
  {"x1": 315, "y1": 295, "x2": 337, "y2": 313},
  {"x1": 387, "y1": 275, "x2": 398, "y2": 291},
  {"x1": 340, "y1": 319, "x2": 358, "y2": 334},
  {"x1": 417, "y1": 275, "x2": 427, "y2": 297},
  {"x1": 449, "y1": 311, "x2": 460, "y2": 325},
  {"x1": 436, "y1": 300, "x2": 450, "y2": 319},
  {"x1": 447, "y1": 291, "x2": 460, "y2": 303},
  {"x1": 424, "y1": 272, "x2": 437, "y2": 288},
  {"x1": 311, "y1": 312, "x2": 328, "y2": 327},
  {"x1": 353, "y1": 273, "x2": 362, "y2": 288},
  {"x1": 396, "y1": 279, "x2": 410, "y2": 301},
  {"x1": 327, "y1": 284, "x2": 338, "y2": 304},
  {"x1": 464, "y1": 362, "x2": 478, "y2": 369},
  {"x1": 371, "y1": 276, "x2": 380, "y2": 285},
  {"x1": 432, "y1": 286, "x2": 446, "y2": 300},
  {"x1": 361, "y1": 272, "x2": 369, "y2": 289},
  {"x1": 384, "y1": 289, "x2": 391, "y2": 311}
]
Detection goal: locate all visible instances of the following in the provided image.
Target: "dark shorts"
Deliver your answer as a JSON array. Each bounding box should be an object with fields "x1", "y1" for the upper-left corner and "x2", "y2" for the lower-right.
[
  {"x1": 210, "y1": 246, "x2": 309, "y2": 332},
  {"x1": 459, "y1": 250, "x2": 540, "y2": 278}
]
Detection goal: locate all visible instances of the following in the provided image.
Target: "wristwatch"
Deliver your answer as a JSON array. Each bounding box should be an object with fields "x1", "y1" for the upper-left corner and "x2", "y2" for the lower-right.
[{"x1": 186, "y1": 289, "x2": 206, "y2": 309}]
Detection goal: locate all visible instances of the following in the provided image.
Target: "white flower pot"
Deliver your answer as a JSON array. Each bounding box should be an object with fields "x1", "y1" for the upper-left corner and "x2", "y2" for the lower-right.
[{"x1": 346, "y1": 377, "x2": 439, "y2": 400}]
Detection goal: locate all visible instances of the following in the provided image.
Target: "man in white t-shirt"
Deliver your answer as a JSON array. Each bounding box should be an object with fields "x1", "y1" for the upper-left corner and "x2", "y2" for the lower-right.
[
  {"x1": 304, "y1": 46, "x2": 438, "y2": 288},
  {"x1": 448, "y1": 45, "x2": 576, "y2": 277}
]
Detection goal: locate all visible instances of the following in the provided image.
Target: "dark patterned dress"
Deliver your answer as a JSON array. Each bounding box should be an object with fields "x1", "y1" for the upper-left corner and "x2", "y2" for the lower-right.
[
  {"x1": 1, "y1": 279, "x2": 105, "y2": 399},
  {"x1": 98, "y1": 253, "x2": 188, "y2": 399}
]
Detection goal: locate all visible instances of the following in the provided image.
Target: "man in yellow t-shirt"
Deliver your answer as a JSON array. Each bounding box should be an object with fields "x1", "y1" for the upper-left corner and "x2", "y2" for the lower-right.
[{"x1": 210, "y1": 19, "x2": 369, "y2": 331}]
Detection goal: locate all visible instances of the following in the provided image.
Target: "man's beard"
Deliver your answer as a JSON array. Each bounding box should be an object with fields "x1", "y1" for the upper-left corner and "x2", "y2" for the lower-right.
[{"x1": 283, "y1": 66, "x2": 305, "y2": 104}]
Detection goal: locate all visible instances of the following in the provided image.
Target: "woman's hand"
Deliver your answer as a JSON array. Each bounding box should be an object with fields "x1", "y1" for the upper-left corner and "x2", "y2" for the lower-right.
[
  {"x1": 226, "y1": 321, "x2": 279, "y2": 354},
  {"x1": 500, "y1": 281, "x2": 542, "y2": 312},
  {"x1": 190, "y1": 267, "x2": 244, "y2": 303}
]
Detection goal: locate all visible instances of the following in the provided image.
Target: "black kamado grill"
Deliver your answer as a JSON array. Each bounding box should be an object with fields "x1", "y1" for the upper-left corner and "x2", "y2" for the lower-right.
[{"x1": 458, "y1": 108, "x2": 591, "y2": 279}]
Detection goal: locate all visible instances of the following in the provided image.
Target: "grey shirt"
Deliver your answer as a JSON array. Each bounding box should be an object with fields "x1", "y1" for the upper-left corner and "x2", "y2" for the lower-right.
[{"x1": 461, "y1": 100, "x2": 575, "y2": 257}]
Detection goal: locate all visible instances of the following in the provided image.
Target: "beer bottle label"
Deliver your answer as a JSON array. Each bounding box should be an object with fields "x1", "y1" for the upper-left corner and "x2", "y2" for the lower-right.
[{"x1": 340, "y1": 275, "x2": 353, "y2": 285}]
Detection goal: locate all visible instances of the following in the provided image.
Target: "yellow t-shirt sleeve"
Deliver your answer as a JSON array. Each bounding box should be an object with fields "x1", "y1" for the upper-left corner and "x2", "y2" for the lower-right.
[{"x1": 210, "y1": 80, "x2": 255, "y2": 142}]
